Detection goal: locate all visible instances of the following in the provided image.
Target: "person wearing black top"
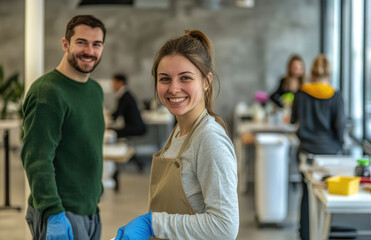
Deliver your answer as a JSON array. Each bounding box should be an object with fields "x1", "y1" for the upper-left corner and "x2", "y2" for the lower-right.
[
  {"x1": 291, "y1": 54, "x2": 345, "y2": 240},
  {"x1": 270, "y1": 54, "x2": 306, "y2": 108},
  {"x1": 109, "y1": 73, "x2": 146, "y2": 138},
  {"x1": 108, "y1": 73, "x2": 147, "y2": 179}
]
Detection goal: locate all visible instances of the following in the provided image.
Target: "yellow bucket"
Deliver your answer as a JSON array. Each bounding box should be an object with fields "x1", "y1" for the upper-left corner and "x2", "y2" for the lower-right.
[{"x1": 326, "y1": 176, "x2": 360, "y2": 196}]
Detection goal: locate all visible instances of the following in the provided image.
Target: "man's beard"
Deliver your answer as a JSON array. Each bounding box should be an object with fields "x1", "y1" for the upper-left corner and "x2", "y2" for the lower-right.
[{"x1": 67, "y1": 52, "x2": 101, "y2": 74}]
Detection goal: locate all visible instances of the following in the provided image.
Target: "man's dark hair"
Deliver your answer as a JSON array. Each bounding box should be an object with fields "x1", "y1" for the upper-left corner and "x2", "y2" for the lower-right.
[
  {"x1": 65, "y1": 15, "x2": 106, "y2": 43},
  {"x1": 113, "y1": 74, "x2": 127, "y2": 85}
]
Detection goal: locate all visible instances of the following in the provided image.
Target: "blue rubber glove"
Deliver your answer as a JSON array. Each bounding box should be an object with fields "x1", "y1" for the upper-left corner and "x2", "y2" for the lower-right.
[
  {"x1": 115, "y1": 211, "x2": 155, "y2": 240},
  {"x1": 46, "y1": 212, "x2": 74, "y2": 240}
]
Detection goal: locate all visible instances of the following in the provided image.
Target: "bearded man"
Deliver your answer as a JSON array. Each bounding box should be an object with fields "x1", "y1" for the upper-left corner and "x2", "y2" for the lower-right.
[{"x1": 22, "y1": 15, "x2": 106, "y2": 240}]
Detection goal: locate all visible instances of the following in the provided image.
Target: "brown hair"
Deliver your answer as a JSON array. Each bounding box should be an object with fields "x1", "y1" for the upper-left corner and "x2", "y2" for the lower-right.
[
  {"x1": 283, "y1": 54, "x2": 306, "y2": 90},
  {"x1": 65, "y1": 15, "x2": 106, "y2": 43},
  {"x1": 113, "y1": 73, "x2": 127, "y2": 85},
  {"x1": 311, "y1": 54, "x2": 331, "y2": 79},
  {"x1": 152, "y1": 29, "x2": 227, "y2": 132}
]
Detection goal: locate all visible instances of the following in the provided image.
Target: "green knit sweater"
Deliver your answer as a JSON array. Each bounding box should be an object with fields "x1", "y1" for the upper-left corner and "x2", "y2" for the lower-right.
[{"x1": 21, "y1": 69, "x2": 105, "y2": 220}]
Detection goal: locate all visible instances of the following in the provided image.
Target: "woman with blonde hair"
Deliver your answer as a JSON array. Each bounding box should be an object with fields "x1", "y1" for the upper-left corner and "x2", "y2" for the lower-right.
[
  {"x1": 270, "y1": 54, "x2": 306, "y2": 108},
  {"x1": 291, "y1": 54, "x2": 345, "y2": 240},
  {"x1": 114, "y1": 30, "x2": 239, "y2": 240}
]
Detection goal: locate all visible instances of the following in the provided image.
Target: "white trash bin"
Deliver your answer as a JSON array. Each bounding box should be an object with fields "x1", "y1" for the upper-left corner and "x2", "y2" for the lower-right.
[{"x1": 254, "y1": 133, "x2": 289, "y2": 225}]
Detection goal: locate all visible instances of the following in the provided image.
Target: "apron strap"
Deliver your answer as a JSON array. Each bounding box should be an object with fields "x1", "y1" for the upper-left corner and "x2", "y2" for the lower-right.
[{"x1": 176, "y1": 109, "x2": 207, "y2": 159}]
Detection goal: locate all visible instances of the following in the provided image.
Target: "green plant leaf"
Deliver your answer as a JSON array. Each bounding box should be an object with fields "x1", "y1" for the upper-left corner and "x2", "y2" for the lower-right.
[
  {"x1": 0, "y1": 68, "x2": 24, "y2": 119},
  {"x1": 0, "y1": 73, "x2": 18, "y2": 93},
  {"x1": 7, "y1": 73, "x2": 19, "y2": 84}
]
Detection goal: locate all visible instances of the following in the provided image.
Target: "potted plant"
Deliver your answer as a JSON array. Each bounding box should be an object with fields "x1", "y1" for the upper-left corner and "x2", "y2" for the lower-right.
[{"x1": 0, "y1": 65, "x2": 25, "y2": 119}]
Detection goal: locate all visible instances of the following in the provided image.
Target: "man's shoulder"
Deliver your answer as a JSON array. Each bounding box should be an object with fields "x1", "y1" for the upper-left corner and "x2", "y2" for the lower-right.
[
  {"x1": 121, "y1": 90, "x2": 136, "y2": 101},
  {"x1": 87, "y1": 78, "x2": 104, "y2": 94},
  {"x1": 123, "y1": 90, "x2": 133, "y2": 97},
  {"x1": 24, "y1": 71, "x2": 66, "y2": 109},
  {"x1": 28, "y1": 70, "x2": 60, "y2": 93},
  {"x1": 34, "y1": 70, "x2": 57, "y2": 83}
]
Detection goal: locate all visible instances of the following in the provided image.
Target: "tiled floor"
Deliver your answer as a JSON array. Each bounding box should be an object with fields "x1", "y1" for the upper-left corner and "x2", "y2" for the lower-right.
[{"x1": 0, "y1": 149, "x2": 300, "y2": 240}]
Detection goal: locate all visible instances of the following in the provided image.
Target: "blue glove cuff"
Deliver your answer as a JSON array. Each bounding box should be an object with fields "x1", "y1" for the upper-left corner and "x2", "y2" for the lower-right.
[
  {"x1": 148, "y1": 211, "x2": 155, "y2": 238},
  {"x1": 48, "y1": 211, "x2": 66, "y2": 222}
]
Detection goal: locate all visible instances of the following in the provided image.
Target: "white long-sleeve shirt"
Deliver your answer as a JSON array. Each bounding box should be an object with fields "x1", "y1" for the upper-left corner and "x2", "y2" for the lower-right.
[{"x1": 152, "y1": 114, "x2": 239, "y2": 239}]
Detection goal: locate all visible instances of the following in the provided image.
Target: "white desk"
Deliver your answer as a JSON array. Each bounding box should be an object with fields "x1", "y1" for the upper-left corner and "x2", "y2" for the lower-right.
[
  {"x1": 303, "y1": 155, "x2": 371, "y2": 240},
  {"x1": 141, "y1": 109, "x2": 173, "y2": 125},
  {"x1": 103, "y1": 142, "x2": 135, "y2": 191},
  {"x1": 237, "y1": 121, "x2": 297, "y2": 135},
  {"x1": 103, "y1": 142, "x2": 135, "y2": 163},
  {"x1": 314, "y1": 188, "x2": 371, "y2": 214}
]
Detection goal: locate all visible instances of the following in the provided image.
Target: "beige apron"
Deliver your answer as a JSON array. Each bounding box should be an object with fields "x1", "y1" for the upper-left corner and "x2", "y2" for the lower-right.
[{"x1": 148, "y1": 110, "x2": 207, "y2": 239}]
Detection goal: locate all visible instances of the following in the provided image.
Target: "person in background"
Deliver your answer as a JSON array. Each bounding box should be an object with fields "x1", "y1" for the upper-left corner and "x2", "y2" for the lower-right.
[
  {"x1": 114, "y1": 29, "x2": 239, "y2": 240},
  {"x1": 108, "y1": 73, "x2": 147, "y2": 180},
  {"x1": 270, "y1": 54, "x2": 306, "y2": 108},
  {"x1": 108, "y1": 73, "x2": 146, "y2": 138},
  {"x1": 21, "y1": 15, "x2": 106, "y2": 240},
  {"x1": 291, "y1": 54, "x2": 345, "y2": 240}
]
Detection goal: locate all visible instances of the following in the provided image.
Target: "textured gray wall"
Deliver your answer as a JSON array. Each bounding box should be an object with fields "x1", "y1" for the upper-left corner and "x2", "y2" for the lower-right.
[{"x1": 0, "y1": 0, "x2": 320, "y2": 126}]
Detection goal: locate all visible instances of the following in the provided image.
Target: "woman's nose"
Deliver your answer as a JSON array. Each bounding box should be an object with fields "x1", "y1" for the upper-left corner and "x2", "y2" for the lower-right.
[{"x1": 169, "y1": 81, "x2": 180, "y2": 94}]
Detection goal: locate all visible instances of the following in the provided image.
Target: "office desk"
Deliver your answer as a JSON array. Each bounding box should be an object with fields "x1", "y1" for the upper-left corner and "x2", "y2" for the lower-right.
[
  {"x1": 141, "y1": 109, "x2": 173, "y2": 125},
  {"x1": 309, "y1": 186, "x2": 371, "y2": 240},
  {"x1": 237, "y1": 121, "x2": 297, "y2": 135},
  {"x1": 103, "y1": 142, "x2": 135, "y2": 163},
  {"x1": 103, "y1": 142, "x2": 135, "y2": 192},
  {"x1": 303, "y1": 155, "x2": 371, "y2": 240},
  {"x1": 0, "y1": 119, "x2": 22, "y2": 211}
]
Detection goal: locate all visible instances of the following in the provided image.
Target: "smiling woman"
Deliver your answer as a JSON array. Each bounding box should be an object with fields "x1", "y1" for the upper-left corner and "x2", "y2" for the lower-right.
[
  {"x1": 156, "y1": 55, "x2": 209, "y2": 134},
  {"x1": 153, "y1": 29, "x2": 227, "y2": 132},
  {"x1": 114, "y1": 29, "x2": 239, "y2": 240}
]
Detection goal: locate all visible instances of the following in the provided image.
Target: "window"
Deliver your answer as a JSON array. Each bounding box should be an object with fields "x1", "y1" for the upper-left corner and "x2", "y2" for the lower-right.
[
  {"x1": 365, "y1": 0, "x2": 371, "y2": 142},
  {"x1": 350, "y1": 0, "x2": 364, "y2": 141},
  {"x1": 322, "y1": 0, "x2": 369, "y2": 154},
  {"x1": 323, "y1": 0, "x2": 341, "y2": 89}
]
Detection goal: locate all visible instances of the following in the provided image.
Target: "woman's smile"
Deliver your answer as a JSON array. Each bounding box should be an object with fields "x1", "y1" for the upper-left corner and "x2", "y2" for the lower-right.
[{"x1": 168, "y1": 97, "x2": 187, "y2": 103}]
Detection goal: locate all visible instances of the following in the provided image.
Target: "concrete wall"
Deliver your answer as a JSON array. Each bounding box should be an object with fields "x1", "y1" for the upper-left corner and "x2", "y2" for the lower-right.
[{"x1": 0, "y1": 0, "x2": 320, "y2": 126}]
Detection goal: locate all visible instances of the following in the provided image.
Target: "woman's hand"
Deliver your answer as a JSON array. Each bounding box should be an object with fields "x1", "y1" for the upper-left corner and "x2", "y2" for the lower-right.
[{"x1": 115, "y1": 211, "x2": 155, "y2": 240}]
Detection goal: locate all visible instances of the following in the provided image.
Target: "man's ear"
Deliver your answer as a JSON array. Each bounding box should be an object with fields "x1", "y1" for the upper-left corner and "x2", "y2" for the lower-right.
[{"x1": 61, "y1": 38, "x2": 69, "y2": 52}]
